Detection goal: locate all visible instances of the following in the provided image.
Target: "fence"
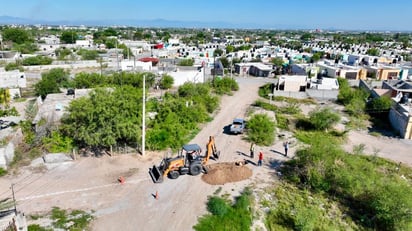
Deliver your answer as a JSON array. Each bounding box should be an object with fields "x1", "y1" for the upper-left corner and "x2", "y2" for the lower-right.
[
  {"x1": 272, "y1": 89, "x2": 338, "y2": 101},
  {"x1": 76, "y1": 143, "x2": 141, "y2": 157}
]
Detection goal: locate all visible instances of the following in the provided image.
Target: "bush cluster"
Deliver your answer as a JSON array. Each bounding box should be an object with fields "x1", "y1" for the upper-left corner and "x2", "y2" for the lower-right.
[
  {"x1": 282, "y1": 131, "x2": 412, "y2": 230},
  {"x1": 194, "y1": 189, "x2": 252, "y2": 231}
]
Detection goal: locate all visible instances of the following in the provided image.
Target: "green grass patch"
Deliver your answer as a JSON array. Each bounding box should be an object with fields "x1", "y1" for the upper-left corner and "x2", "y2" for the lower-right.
[
  {"x1": 275, "y1": 114, "x2": 289, "y2": 130},
  {"x1": 273, "y1": 96, "x2": 317, "y2": 105},
  {"x1": 265, "y1": 183, "x2": 359, "y2": 231},
  {"x1": 29, "y1": 207, "x2": 93, "y2": 231}
]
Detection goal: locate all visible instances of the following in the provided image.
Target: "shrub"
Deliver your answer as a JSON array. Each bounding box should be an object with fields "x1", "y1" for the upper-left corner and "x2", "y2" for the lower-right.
[
  {"x1": 22, "y1": 56, "x2": 53, "y2": 66},
  {"x1": 282, "y1": 130, "x2": 412, "y2": 231},
  {"x1": 246, "y1": 114, "x2": 276, "y2": 146},
  {"x1": 77, "y1": 49, "x2": 99, "y2": 60},
  {"x1": 177, "y1": 58, "x2": 194, "y2": 66},
  {"x1": 194, "y1": 189, "x2": 252, "y2": 231},
  {"x1": 212, "y1": 77, "x2": 239, "y2": 95},
  {"x1": 42, "y1": 131, "x2": 73, "y2": 153},
  {"x1": 308, "y1": 107, "x2": 341, "y2": 131},
  {"x1": 5, "y1": 62, "x2": 24, "y2": 71},
  {"x1": 0, "y1": 167, "x2": 7, "y2": 176},
  {"x1": 258, "y1": 83, "x2": 274, "y2": 99},
  {"x1": 159, "y1": 74, "x2": 174, "y2": 89},
  {"x1": 207, "y1": 197, "x2": 230, "y2": 217}
]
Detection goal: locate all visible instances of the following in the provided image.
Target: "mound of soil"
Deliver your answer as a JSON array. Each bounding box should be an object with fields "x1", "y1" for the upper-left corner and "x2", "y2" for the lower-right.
[{"x1": 202, "y1": 162, "x2": 253, "y2": 185}]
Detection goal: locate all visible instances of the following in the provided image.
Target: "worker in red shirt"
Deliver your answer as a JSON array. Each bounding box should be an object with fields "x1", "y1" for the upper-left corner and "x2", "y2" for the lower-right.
[{"x1": 258, "y1": 151, "x2": 263, "y2": 166}]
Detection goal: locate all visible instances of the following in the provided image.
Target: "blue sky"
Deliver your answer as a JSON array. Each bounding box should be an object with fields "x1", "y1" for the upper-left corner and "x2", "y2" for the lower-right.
[{"x1": 1, "y1": 0, "x2": 411, "y2": 30}]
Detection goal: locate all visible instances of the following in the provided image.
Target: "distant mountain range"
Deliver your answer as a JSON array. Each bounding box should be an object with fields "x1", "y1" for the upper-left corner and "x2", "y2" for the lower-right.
[{"x1": 0, "y1": 15, "x2": 309, "y2": 30}]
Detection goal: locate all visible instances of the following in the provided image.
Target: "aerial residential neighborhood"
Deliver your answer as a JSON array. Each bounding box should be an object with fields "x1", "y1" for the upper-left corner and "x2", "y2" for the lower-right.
[{"x1": 0, "y1": 1, "x2": 412, "y2": 231}]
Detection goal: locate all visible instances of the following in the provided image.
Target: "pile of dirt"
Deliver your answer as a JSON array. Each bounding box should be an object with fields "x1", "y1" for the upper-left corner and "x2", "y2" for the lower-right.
[{"x1": 202, "y1": 162, "x2": 253, "y2": 185}]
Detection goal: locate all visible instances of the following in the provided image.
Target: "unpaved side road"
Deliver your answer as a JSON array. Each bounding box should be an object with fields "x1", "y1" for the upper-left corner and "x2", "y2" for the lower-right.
[{"x1": 91, "y1": 77, "x2": 273, "y2": 230}]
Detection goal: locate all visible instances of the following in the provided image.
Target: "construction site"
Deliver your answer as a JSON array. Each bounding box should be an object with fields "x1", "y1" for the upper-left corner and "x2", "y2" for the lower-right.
[{"x1": 1, "y1": 77, "x2": 412, "y2": 230}]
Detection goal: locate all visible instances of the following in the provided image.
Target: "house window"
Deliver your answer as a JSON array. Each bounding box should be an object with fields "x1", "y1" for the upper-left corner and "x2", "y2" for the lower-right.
[{"x1": 387, "y1": 72, "x2": 398, "y2": 79}]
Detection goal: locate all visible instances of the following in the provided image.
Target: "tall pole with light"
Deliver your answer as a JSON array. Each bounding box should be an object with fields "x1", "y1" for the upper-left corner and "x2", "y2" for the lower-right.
[{"x1": 142, "y1": 73, "x2": 146, "y2": 156}]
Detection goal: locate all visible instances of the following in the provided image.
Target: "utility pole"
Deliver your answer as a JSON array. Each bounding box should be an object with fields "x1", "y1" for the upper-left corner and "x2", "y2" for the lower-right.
[
  {"x1": 116, "y1": 40, "x2": 120, "y2": 72},
  {"x1": 142, "y1": 74, "x2": 146, "y2": 156},
  {"x1": 11, "y1": 184, "x2": 17, "y2": 215},
  {"x1": 230, "y1": 58, "x2": 233, "y2": 80}
]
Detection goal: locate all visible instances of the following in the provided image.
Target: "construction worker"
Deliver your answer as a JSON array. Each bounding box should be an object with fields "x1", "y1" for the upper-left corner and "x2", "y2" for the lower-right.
[
  {"x1": 258, "y1": 151, "x2": 263, "y2": 166},
  {"x1": 250, "y1": 143, "x2": 255, "y2": 158},
  {"x1": 283, "y1": 141, "x2": 289, "y2": 157}
]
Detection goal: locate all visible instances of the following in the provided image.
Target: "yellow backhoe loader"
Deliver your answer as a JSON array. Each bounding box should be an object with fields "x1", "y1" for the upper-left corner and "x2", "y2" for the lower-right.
[{"x1": 149, "y1": 136, "x2": 220, "y2": 183}]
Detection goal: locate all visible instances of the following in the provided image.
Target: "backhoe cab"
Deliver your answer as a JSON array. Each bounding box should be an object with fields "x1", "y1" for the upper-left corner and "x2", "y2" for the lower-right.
[{"x1": 149, "y1": 136, "x2": 220, "y2": 183}]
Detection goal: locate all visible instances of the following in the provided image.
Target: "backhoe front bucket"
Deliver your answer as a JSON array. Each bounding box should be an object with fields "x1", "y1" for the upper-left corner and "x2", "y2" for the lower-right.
[{"x1": 149, "y1": 165, "x2": 164, "y2": 183}]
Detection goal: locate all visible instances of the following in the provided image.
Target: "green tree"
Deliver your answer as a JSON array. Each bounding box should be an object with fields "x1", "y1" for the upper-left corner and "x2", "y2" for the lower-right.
[
  {"x1": 300, "y1": 32, "x2": 314, "y2": 41},
  {"x1": 214, "y1": 48, "x2": 224, "y2": 57},
  {"x1": 73, "y1": 72, "x2": 107, "y2": 89},
  {"x1": 219, "y1": 56, "x2": 229, "y2": 68},
  {"x1": 77, "y1": 49, "x2": 99, "y2": 60},
  {"x1": 34, "y1": 68, "x2": 70, "y2": 99},
  {"x1": 103, "y1": 28, "x2": 118, "y2": 37},
  {"x1": 55, "y1": 47, "x2": 72, "y2": 60},
  {"x1": 311, "y1": 53, "x2": 322, "y2": 63},
  {"x1": 159, "y1": 74, "x2": 174, "y2": 89},
  {"x1": 308, "y1": 107, "x2": 341, "y2": 131},
  {"x1": 366, "y1": 48, "x2": 380, "y2": 56},
  {"x1": 2, "y1": 28, "x2": 31, "y2": 44},
  {"x1": 271, "y1": 57, "x2": 284, "y2": 75},
  {"x1": 225, "y1": 45, "x2": 234, "y2": 54},
  {"x1": 133, "y1": 31, "x2": 143, "y2": 40},
  {"x1": 60, "y1": 31, "x2": 78, "y2": 44},
  {"x1": 61, "y1": 87, "x2": 142, "y2": 149},
  {"x1": 247, "y1": 114, "x2": 276, "y2": 146},
  {"x1": 13, "y1": 42, "x2": 38, "y2": 54},
  {"x1": 367, "y1": 96, "x2": 392, "y2": 112}
]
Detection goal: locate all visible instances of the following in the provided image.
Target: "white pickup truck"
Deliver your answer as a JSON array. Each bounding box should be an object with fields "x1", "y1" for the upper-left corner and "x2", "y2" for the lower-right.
[{"x1": 230, "y1": 118, "x2": 245, "y2": 134}]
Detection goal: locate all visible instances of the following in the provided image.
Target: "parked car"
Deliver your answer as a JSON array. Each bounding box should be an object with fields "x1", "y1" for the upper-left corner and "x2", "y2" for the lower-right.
[{"x1": 230, "y1": 118, "x2": 245, "y2": 134}]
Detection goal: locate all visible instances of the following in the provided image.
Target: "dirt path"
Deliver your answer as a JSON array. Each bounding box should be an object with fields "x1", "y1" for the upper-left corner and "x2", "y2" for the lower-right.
[{"x1": 343, "y1": 130, "x2": 412, "y2": 167}]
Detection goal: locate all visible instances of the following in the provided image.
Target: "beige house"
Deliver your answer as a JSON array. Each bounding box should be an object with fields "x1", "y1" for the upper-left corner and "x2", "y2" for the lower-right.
[
  {"x1": 277, "y1": 75, "x2": 308, "y2": 92},
  {"x1": 317, "y1": 62, "x2": 367, "y2": 80},
  {"x1": 365, "y1": 65, "x2": 401, "y2": 80}
]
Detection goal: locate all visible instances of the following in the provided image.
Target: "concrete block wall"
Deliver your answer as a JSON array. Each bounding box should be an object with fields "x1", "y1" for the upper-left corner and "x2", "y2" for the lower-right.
[{"x1": 389, "y1": 107, "x2": 408, "y2": 138}]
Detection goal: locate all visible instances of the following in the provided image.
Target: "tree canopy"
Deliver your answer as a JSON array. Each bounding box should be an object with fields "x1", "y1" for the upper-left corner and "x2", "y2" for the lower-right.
[
  {"x1": 2, "y1": 28, "x2": 32, "y2": 44},
  {"x1": 34, "y1": 68, "x2": 70, "y2": 99},
  {"x1": 60, "y1": 31, "x2": 78, "y2": 44}
]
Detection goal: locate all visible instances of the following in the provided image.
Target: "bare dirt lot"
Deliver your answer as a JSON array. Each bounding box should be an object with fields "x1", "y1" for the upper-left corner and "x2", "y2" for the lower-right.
[{"x1": 1, "y1": 77, "x2": 412, "y2": 231}]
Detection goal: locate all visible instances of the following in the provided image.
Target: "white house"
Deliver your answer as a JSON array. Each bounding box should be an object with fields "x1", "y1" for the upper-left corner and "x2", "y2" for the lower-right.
[
  {"x1": 168, "y1": 69, "x2": 205, "y2": 86},
  {"x1": 120, "y1": 60, "x2": 152, "y2": 71},
  {"x1": 0, "y1": 70, "x2": 26, "y2": 97},
  {"x1": 75, "y1": 39, "x2": 93, "y2": 48},
  {"x1": 277, "y1": 75, "x2": 308, "y2": 92}
]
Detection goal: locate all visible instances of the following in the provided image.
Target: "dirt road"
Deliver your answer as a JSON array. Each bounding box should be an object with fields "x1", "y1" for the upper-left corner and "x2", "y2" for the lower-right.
[
  {"x1": 0, "y1": 77, "x2": 275, "y2": 230},
  {"x1": 1, "y1": 77, "x2": 411, "y2": 231}
]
